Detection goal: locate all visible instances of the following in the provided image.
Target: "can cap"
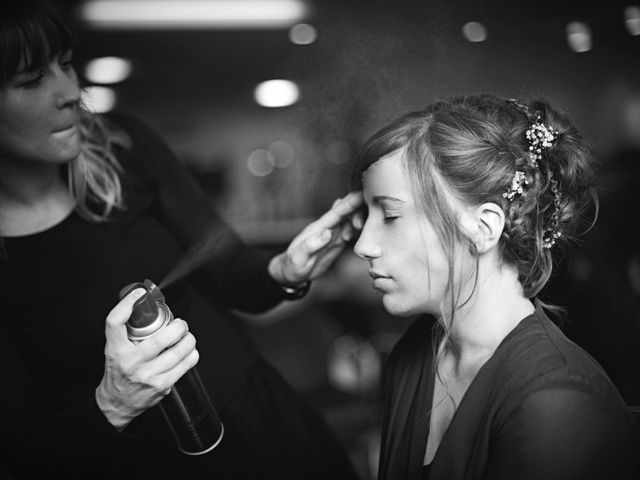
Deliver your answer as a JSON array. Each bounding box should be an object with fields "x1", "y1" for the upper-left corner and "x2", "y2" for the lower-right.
[{"x1": 119, "y1": 279, "x2": 166, "y2": 328}]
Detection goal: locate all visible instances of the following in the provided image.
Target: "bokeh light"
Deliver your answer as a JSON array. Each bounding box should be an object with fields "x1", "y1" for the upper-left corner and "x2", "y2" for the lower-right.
[
  {"x1": 81, "y1": 86, "x2": 117, "y2": 113},
  {"x1": 247, "y1": 149, "x2": 276, "y2": 176},
  {"x1": 289, "y1": 23, "x2": 317, "y2": 44},
  {"x1": 254, "y1": 79, "x2": 301, "y2": 107},
  {"x1": 567, "y1": 21, "x2": 592, "y2": 52},
  {"x1": 624, "y1": 6, "x2": 640, "y2": 36},
  {"x1": 462, "y1": 21, "x2": 488, "y2": 42},
  {"x1": 84, "y1": 56, "x2": 132, "y2": 84},
  {"x1": 269, "y1": 140, "x2": 295, "y2": 167}
]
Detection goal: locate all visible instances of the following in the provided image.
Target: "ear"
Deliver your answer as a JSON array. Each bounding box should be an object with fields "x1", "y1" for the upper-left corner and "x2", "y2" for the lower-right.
[{"x1": 467, "y1": 203, "x2": 505, "y2": 254}]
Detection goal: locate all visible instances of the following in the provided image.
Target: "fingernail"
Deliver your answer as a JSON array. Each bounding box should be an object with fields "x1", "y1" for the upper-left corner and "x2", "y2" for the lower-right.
[{"x1": 131, "y1": 288, "x2": 146, "y2": 299}]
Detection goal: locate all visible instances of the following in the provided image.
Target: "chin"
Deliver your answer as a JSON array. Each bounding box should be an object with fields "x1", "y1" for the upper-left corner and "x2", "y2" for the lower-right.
[{"x1": 381, "y1": 295, "x2": 421, "y2": 318}]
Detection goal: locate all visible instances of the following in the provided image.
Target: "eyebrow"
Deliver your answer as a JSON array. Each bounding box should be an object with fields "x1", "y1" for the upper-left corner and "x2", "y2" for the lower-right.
[{"x1": 372, "y1": 195, "x2": 406, "y2": 205}]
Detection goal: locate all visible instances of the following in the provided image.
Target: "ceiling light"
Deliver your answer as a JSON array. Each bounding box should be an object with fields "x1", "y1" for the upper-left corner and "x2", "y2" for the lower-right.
[
  {"x1": 625, "y1": 6, "x2": 640, "y2": 36},
  {"x1": 254, "y1": 79, "x2": 300, "y2": 108},
  {"x1": 79, "y1": 0, "x2": 310, "y2": 30},
  {"x1": 566, "y1": 22, "x2": 592, "y2": 53},
  {"x1": 84, "y1": 56, "x2": 132, "y2": 84}
]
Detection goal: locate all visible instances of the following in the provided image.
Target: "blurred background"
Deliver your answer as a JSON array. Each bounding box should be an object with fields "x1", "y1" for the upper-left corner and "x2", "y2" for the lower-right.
[{"x1": 62, "y1": 0, "x2": 640, "y2": 477}]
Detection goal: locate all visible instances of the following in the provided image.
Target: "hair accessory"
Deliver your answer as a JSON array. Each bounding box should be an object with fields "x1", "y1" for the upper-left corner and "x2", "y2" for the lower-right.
[
  {"x1": 503, "y1": 171, "x2": 528, "y2": 201},
  {"x1": 504, "y1": 100, "x2": 563, "y2": 248},
  {"x1": 542, "y1": 178, "x2": 562, "y2": 249},
  {"x1": 525, "y1": 117, "x2": 558, "y2": 167},
  {"x1": 502, "y1": 107, "x2": 558, "y2": 201}
]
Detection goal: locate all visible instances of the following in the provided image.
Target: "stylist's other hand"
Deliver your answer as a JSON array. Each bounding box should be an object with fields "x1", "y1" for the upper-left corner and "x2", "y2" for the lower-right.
[
  {"x1": 95, "y1": 289, "x2": 199, "y2": 431},
  {"x1": 268, "y1": 191, "x2": 364, "y2": 287}
]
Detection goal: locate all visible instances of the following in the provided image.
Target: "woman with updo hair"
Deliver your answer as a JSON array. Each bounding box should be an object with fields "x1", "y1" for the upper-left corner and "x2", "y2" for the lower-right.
[{"x1": 353, "y1": 94, "x2": 640, "y2": 479}]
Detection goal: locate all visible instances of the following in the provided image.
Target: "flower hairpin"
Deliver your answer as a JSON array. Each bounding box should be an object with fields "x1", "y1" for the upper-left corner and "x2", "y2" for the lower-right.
[
  {"x1": 503, "y1": 115, "x2": 558, "y2": 201},
  {"x1": 503, "y1": 102, "x2": 564, "y2": 248},
  {"x1": 503, "y1": 171, "x2": 528, "y2": 201},
  {"x1": 526, "y1": 117, "x2": 558, "y2": 167}
]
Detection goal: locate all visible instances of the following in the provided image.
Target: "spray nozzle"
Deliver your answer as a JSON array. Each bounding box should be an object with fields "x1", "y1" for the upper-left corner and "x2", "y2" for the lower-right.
[{"x1": 119, "y1": 279, "x2": 166, "y2": 328}]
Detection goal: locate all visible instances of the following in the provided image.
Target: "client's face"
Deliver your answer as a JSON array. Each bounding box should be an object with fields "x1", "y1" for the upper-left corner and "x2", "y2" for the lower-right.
[
  {"x1": 354, "y1": 149, "x2": 449, "y2": 317},
  {"x1": 0, "y1": 49, "x2": 81, "y2": 167}
]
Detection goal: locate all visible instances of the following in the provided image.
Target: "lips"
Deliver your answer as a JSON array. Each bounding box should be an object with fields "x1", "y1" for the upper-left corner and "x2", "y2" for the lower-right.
[
  {"x1": 52, "y1": 119, "x2": 78, "y2": 133},
  {"x1": 368, "y1": 270, "x2": 390, "y2": 280}
]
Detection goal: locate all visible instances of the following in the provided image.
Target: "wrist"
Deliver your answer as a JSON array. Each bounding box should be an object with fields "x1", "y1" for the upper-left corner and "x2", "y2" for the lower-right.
[
  {"x1": 268, "y1": 254, "x2": 311, "y2": 299},
  {"x1": 273, "y1": 279, "x2": 311, "y2": 300},
  {"x1": 95, "y1": 384, "x2": 131, "y2": 432}
]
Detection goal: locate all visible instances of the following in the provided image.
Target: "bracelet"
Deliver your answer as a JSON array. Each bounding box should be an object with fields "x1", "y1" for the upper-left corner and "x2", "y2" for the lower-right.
[{"x1": 274, "y1": 280, "x2": 311, "y2": 300}]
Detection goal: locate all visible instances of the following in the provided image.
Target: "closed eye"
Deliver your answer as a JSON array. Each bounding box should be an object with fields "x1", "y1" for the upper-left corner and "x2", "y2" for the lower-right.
[{"x1": 18, "y1": 71, "x2": 45, "y2": 88}]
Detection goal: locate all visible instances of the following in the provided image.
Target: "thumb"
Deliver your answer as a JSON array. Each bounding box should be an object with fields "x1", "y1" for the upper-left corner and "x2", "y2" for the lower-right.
[{"x1": 105, "y1": 288, "x2": 146, "y2": 341}]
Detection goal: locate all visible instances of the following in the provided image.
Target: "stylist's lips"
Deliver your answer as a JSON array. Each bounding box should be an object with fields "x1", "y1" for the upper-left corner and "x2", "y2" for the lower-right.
[{"x1": 51, "y1": 122, "x2": 78, "y2": 137}]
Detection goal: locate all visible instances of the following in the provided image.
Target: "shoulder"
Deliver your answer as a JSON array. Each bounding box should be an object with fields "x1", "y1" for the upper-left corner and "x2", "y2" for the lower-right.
[
  {"x1": 496, "y1": 310, "x2": 611, "y2": 389},
  {"x1": 491, "y1": 310, "x2": 633, "y2": 426}
]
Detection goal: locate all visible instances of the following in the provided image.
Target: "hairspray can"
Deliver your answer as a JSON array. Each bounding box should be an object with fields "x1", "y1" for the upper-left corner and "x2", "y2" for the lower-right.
[{"x1": 119, "y1": 279, "x2": 224, "y2": 455}]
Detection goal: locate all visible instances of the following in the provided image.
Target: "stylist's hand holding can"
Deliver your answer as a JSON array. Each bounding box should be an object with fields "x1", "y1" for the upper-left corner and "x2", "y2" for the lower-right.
[{"x1": 95, "y1": 288, "x2": 199, "y2": 431}]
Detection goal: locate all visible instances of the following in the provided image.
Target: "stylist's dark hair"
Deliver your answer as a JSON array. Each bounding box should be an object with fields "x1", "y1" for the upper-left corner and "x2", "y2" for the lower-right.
[
  {"x1": 0, "y1": 0, "x2": 127, "y2": 224},
  {"x1": 0, "y1": 0, "x2": 77, "y2": 87}
]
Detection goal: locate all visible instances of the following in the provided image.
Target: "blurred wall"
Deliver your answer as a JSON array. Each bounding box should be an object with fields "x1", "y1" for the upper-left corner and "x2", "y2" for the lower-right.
[{"x1": 72, "y1": 0, "x2": 640, "y2": 238}]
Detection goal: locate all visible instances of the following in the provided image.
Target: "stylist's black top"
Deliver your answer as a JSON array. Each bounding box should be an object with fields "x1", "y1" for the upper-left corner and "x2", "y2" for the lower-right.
[
  {"x1": 379, "y1": 311, "x2": 640, "y2": 480},
  {"x1": 0, "y1": 114, "x2": 357, "y2": 480}
]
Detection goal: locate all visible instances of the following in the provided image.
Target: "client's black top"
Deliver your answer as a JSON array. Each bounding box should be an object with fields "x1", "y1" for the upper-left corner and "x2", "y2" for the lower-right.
[
  {"x1": 0, "y1": 114, "x2": 357, "y2": 480},
  {"x1": 379, "y1": 310, "x2": 640, "y2": 480}
]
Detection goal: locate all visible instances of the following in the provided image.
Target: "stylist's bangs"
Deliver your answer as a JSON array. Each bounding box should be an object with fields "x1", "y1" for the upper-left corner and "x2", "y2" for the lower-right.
[{"x1": 0, "y1": 1, "x2": 77, "y2": 86}]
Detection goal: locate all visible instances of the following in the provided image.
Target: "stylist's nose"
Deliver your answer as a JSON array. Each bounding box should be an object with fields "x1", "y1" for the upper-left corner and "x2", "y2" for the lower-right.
[{"x1": 55, "y1": 66, "x2": 80, "y2": 110}]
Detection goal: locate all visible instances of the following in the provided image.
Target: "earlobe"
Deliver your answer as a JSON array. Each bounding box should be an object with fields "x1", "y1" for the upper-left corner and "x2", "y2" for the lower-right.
[{"x1": 474, "y1": 203, "x2": 505, "y2": 254}]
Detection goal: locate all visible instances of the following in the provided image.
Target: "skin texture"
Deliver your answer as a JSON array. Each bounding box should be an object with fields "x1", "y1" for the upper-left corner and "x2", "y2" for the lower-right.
[
  {"x1": 354, "y1": 151, "x2": 450, "y2": 317},
  {"x1": 0, "y1": 50, "x2": 81, "y2": 167}
]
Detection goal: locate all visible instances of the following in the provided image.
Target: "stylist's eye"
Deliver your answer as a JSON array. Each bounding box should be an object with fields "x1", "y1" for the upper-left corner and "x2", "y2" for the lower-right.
[
  {"x1": 18, "y1": 71, "x2": 45, "y2": 88},
  {"x1": 59, "y1": 51, "x2": 73, "y2": 69}
]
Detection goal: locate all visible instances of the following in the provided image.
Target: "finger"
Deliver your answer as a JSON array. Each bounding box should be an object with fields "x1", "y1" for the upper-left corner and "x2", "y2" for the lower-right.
[
  {"x1": 156, "y1": 349, "x2": 201, "y2": 391},
  {"x1": 308, "y1": 244, "x2": 345, "y2": 279},
  {"x1": 105, "y1": 288, "x2": 147, "y2": 341},
  {"x1": 340, "y1": 221, "x2": 354, "y2": 242},
  {"x1": 148, "y1": 331, "x2": 197, "y2": 376},
  {"x1": 290, "y1": 229, "x2": 331, "y2": 267},
  {"x1": 351, "y1": 210, "x2": 364, "y2": 230},
  {"x1": 137, "y1": 318, "x2": 190, "y2": 360},
  {"x1": 312, "y1": 192, "x2": 364, "y2": 231}
]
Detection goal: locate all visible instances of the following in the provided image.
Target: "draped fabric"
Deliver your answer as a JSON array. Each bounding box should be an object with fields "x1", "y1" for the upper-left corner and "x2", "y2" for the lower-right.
[{"x1": 378, "y1": 311, "x2": 640, "y2": 480}]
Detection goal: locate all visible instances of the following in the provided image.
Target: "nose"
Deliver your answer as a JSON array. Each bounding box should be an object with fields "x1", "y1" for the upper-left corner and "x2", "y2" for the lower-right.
[
  {"x1": 54, "y1": 65, "x2": 81, "y2": 110},
  {"x1": 353, "y1": 220, "x2": 381, "y2": 260}
]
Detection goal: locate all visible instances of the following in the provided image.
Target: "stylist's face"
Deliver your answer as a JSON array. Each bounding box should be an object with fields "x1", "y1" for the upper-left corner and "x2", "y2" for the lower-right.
[{"x1": 0, "y1": 49, "x2": 81, "y2": 166}]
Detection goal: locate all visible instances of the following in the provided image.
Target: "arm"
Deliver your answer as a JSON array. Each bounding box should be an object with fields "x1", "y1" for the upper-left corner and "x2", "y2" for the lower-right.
[
  {"x1": 486, "y1": 387, "x2": 639, "y2": 480},
  {"x1": 0, "y1": 290, "x2": 199, "y2": 478},
  {"x1": 110, "y1": 114, "x2": 363, "y2": 313}
]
